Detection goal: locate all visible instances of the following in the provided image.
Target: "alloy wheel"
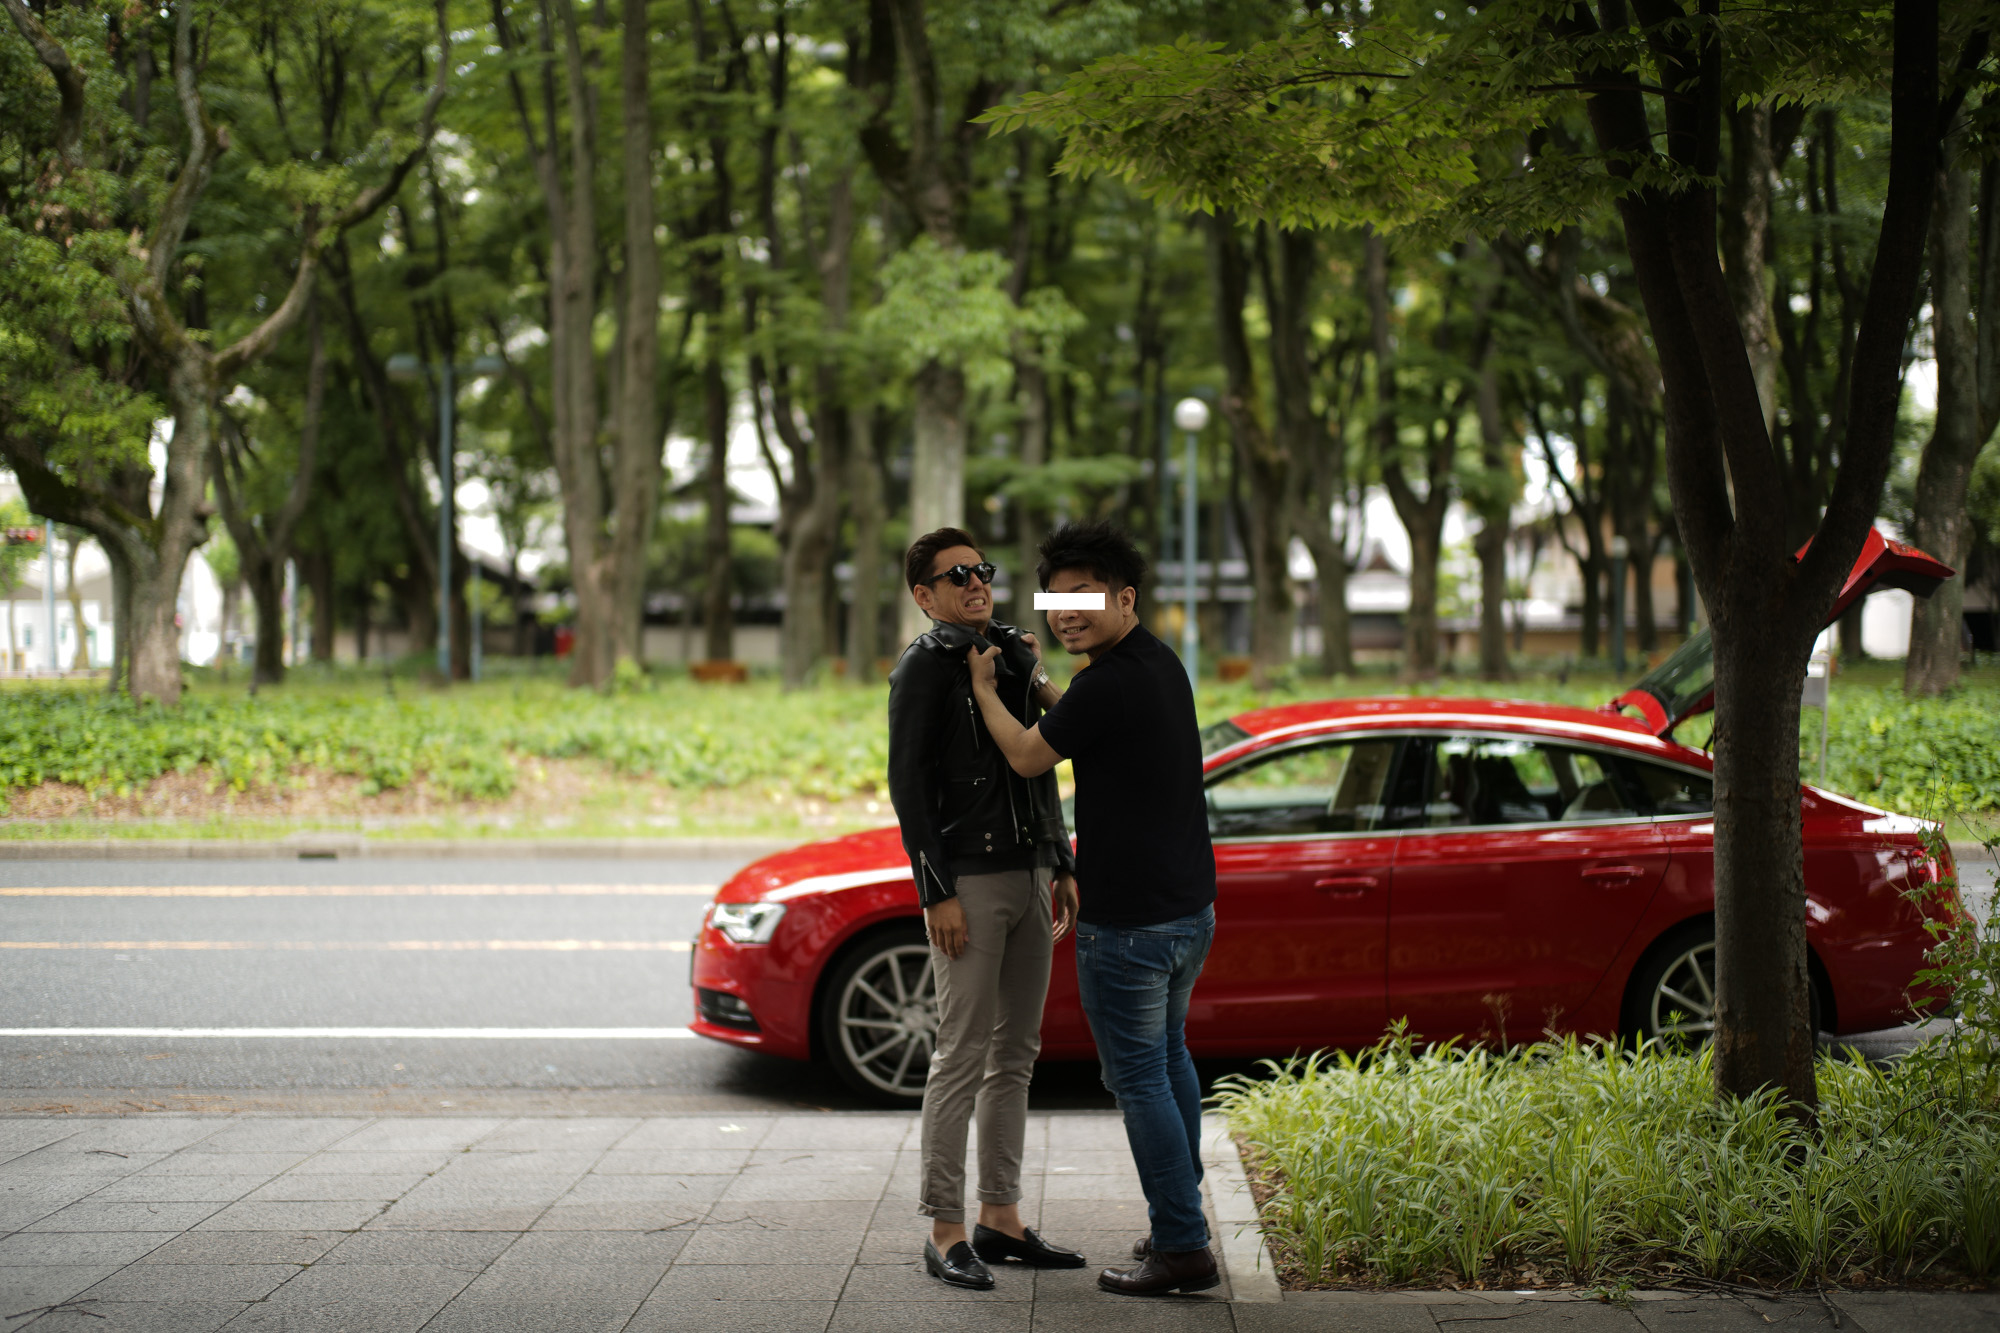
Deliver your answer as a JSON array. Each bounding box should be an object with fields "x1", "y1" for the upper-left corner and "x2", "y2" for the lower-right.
[
  {"x1": 835, "y1": 942, "x2": 938, "y2": 1099},
  {"x1": 1650, "y1": 940, "x2": 1717, "y2": 1043}
]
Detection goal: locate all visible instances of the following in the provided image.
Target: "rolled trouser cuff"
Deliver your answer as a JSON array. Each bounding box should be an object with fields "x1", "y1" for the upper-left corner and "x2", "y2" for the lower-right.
[
  {"x1": 975, "y1": 1186, "x2": 1023, "y2": 1205},
  {"x1": 917, "y1": 1202, "x2": 966, "y2": 1223}
]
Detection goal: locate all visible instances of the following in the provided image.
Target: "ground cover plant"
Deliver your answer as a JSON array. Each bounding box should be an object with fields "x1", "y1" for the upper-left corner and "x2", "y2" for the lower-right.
[
  {"x1": 2, "y1": 659, "x2": 1994, "y2": 838},
  {"x1": 1219, "y1": 1034, "x2": 2000, "y2": 1292}
]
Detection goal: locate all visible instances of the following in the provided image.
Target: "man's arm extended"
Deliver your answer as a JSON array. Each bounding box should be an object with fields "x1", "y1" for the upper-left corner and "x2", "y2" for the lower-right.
[{"x1": 967, "y1": 646, "x2": 1064, "y2": 777}]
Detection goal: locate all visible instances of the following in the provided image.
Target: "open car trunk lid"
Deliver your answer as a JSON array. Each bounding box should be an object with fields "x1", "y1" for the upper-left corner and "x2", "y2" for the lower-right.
[{"x1": 1604, "y1": 529, "x2": 1955, "y2": 738}]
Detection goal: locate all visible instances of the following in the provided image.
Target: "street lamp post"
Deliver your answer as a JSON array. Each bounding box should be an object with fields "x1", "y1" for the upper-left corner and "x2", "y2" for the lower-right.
[
  {"x1": 387, "y1": 353, "x2": 503, "y2": 680},
  {"x1": 1608, "y1": 534, "x2": 1630, "y2": 673},
  {"x1": 1172, "y1": 397, "x2": 1209, "y2": 691}
]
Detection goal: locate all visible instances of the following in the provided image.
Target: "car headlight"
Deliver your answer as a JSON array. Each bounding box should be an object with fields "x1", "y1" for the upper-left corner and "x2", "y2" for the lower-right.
[{"x1": 709, "y1": 901, "x2": 787, "y2": 944}]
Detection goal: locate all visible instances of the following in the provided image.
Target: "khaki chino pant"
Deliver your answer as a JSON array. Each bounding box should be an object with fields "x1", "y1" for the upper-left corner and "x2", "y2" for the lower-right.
[{"x1": 917, "y1": 866, "x2": 1053, "y2": 1223}]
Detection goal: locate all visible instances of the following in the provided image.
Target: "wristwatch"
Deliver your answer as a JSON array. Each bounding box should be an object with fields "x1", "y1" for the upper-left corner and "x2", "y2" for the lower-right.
[{"x1": 1033, "y1": 668, "x2": 1051, "y2": 692}]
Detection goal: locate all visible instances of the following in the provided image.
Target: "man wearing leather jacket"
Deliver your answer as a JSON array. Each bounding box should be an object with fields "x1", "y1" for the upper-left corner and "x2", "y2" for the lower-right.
[{"x1": 887, "y1": 527, "x2": 1085, "y2": 1291}]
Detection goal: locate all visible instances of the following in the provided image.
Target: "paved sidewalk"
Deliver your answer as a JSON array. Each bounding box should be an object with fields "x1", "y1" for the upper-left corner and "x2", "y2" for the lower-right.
[{"x1": 2, "y1": 1111, "x2": 1992, "y2": 1332}]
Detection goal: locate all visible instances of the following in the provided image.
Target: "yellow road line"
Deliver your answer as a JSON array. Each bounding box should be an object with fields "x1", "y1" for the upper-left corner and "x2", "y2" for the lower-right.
[
  {"x1": 0, "y1": 884, "x2": 718, "y2": 897},
  {"x1": 0, "y1": 939, "x2": 694, "y2": 951}
]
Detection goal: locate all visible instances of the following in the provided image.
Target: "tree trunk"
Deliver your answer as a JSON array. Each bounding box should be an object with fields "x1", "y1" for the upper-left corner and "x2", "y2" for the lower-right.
[
  {"x1": 847, "y1": 407, "x2": 887, "y2": 681},
  {"x1": 304, "y1": 551, "x2": 333, "y2": 664},
  {"x1": 1366, "y1": 231, "x2": 1450, "y2": 681},
  {"x1": 127, "y1": 360, "x2": 221, "y2": 703},
  {"x1": 702, "y1": 354, "x2": 735, "y2": 663},
  {"x1": 63, "y1": 533, "x2": 89, "y2": 670},
  {"x1": 1204, "y1": 211, "x2": 1292, "y2": 684},
  {"x1": 900, "y1": 361, "x2": 967, "y2": 645},
  {"x1": 1015, "y1": 359, "x2": 1049, "y2": 614},
  {"x1": 1576, "y1": 0, "x2": 1941, "y2": 1112},
  {"x1": 1906, "y1": 148, "x2": 1987, "y2": 695},
  {"x1": 1473, "y1": 360, "x2": 1512, "y2": 681},
  {"x1": 247, "y1": 556, "x2": 285, "y2": 684},
  {"x1": 1723, "y1": 102, "x2": 1781, "y2": 439},
  {"x1": 608, "y1": 0, "x2": 662, "y2": 676}
]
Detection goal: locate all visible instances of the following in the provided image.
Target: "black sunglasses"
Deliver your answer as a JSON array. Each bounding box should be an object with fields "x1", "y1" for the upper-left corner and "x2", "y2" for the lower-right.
[{"x1": 924, "y1": 561, "x2": 998, "y2": 588}]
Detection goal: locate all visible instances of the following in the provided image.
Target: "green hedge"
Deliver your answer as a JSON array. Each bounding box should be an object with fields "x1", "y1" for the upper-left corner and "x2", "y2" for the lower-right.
[{"x1": 2, "y1": 670, "x2": 1994, "y2": 813}]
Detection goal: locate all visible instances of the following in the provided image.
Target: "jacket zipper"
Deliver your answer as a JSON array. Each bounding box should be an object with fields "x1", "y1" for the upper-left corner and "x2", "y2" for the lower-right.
[{"x1": 967, "y1": 694, "x2": 982, "y2": 748}]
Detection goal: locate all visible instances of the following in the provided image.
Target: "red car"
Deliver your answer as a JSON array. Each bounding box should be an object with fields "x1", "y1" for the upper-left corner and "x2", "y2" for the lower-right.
[{"x1": 691, "y1": 533, "x2": 1964, "y2": 1104}]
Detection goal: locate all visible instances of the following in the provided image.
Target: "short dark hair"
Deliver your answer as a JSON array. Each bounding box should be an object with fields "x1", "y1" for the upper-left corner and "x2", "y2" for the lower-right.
[
  {"x1": 1037, "y1": 520, "x2": 1147, "y2": 595},
  {"x1": 905, "y1": 526, "x2": 983, "y2": 590}
]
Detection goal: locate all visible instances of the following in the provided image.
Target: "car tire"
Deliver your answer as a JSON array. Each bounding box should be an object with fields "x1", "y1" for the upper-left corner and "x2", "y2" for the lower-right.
[
  {"x1": 1622, "y1": 919, "x2": 1825, "y2": 1048},
  {"x1": 820, "y1": 922, "x2": 936, "y2": 1107}
]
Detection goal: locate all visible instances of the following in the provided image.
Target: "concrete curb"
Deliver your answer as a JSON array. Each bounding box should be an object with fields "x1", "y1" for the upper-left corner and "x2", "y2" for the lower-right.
[
  {"x1": 1200, "y1": 1111, "x2": 1282, "y2": 1303},
  {"x1": 0, "y1": 836, "x2": 795, "y2": 861}
]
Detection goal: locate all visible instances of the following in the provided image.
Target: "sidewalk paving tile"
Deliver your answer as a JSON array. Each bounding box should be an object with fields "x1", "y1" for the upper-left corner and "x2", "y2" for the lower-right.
[
  {"x1": 284, "y1": 1149, "x2": 453, "y2": 1175},
  {"x1": 594, "y1": 1149, "x2": 752, "y2": 1174},
  {"x1": 23, "y1": 1200, "x2": 222, "y2": 1232},
  {"x1": 1036, "y1": 1199, "x2": 1154, "y2": 1232},
  {"x1": 240, "y1": 1171, "x2": 430, "y2": 1202},
  {"x1": 317, "y1": 1229, "x2": 517, "y2": 1267},
  {"x1": 1631, "y1": 1294, "x2": 1813, "y2": 1333},
  {"x1": 649, "y1": 1262, "x2": 852, "y2": 1302},
  {"x1": 422, "y1": 1294, "x2": 658, "y2": 1333},
  {"x1": 839, "y1": 1261, "x2": 1034, "y2": 1302},
  {"x1": 88, "y1": 1174, "x2": 268, "y2": 1203},
  {"x1": 1831, "y1": 1291, "x2": 2000, "y2": 1333},
  {"x1": 1027, "y1": 1297, "x2": 1235, "y2": 1330},
  {"x1": 135, "y1": 1229, "x2": 341, "y2": 1265},
  {"x1": 326, "y1": 1118, "x2": 505, "y2": 1153},
  {"x1": 221, "y1": 1262, "x2": 479, "y2": 1331},
  {"x1": 0, "y1": 1231, "x2": 176, "y2": 1266},
  {"x1": 624, "y1": 1300, "x2": 835, "y2": 1333},
  {"x1": 136, "y1": 1151, "x2": 306, "y2": 1177},
  {"x1": 744, "y1": 1149, "x2": 900, "y2": 1172},
  {"x1": 676, "y1": 1227, "x2": 862, "y2": 1266},
  {"x1": 1233, "y1": 1298, "x2": 1446, "y2": 1331},
  {"x1": 476, "y1": 1118, "x2": 641, "y2": 1152},
  {"x1": 830, "y1": 1302, "x2": 1032, "y2": 1332},
  {"x1": 759, "y1": 1116, "x2": 916, "y2": 1151},
  {"x1": 193, "y1": 1198, "x2": 386, "y2": 1231},
  {"x1": 700, "y1": 1200, "x2": 879, "y2": 1230},
  {"x1": 483, "y1": 1229, "x2": 688, "y2": 1269},
  {"x1": 530, "y1": 1201, "x2": 709, "y2": 1231},
  {"x1": 617, "y1": 1117, "x2": 777, "y2": 1151},
  {"x1": 48, "y1": 1122, "x2": 220, "y2": 1155},
  {"x1": 183, "y1": 1120, "x2": 365, "y2": 1154},
  {"x1": 441, "y1": 1149, "x2": 606, "y2": 1177},
  {"x1": 0, "y1": 1125, "x2": 78, "y2": 1157},
  {"x1": 557, "y1": 1174, "x2": 730, "y2": 1205},
  {"x1": 0, "y1": 1264, "x2": 124, "y2": 1316},
  {"x1": 4, "y1": 1150, "x2": 169, "y2": 1177},
  {"x1": 720, "y1": 1173, "x2": 889, "y2": 1204},
  {"x1": 18, "y1": 1300, "x2": 249, "y2": 1332},
  {"x1": 74, "y1": 1260, "x2": 298, "y2": 1302}
]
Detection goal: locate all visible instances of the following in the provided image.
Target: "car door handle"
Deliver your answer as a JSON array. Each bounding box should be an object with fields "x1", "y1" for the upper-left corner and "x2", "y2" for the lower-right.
[
  {"x1": 1313, "y1": 875, "x2": 1379, "y2": 895},
  {"x1": 1581, "y1": 864, "x2": 1649, "y2": 885}
]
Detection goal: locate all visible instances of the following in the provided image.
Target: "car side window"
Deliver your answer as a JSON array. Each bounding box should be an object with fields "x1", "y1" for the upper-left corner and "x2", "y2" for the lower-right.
[
  {"x1": 1205, "y1": 738, "x2": 1398, "y2": 839},
  {"x1": 1626, "y1": 759, "x2": 1714, "y2": 816},
  {"x1": 1408, "y1": 736, "x2": 1644, "y2": 827}
]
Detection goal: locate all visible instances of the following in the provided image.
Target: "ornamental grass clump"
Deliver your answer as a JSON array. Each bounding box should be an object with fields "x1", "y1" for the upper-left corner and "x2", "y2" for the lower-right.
[{"x1": 1217, "y1": 1033, "x2": 2000, "y2": 1289}]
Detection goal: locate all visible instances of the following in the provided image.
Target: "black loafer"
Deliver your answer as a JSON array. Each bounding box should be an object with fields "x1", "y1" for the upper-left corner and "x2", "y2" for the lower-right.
[
  {"x1": 972, "y1": 1223, "x2": 1087, "y2": 1269},
  {"x1": 924, "y1": 1239, "x2": 995, "y2": 1290}
]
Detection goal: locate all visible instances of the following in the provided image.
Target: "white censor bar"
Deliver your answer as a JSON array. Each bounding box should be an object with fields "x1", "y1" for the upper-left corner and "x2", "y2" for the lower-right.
[{"x1": 1034, "y1": 592, "x2": 1106, "y2": 611}]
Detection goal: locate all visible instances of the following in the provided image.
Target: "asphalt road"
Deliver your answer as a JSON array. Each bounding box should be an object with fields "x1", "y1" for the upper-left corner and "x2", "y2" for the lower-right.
[{"x1": 0, "y1": 854, "x2": 1991, "y2": 1113}]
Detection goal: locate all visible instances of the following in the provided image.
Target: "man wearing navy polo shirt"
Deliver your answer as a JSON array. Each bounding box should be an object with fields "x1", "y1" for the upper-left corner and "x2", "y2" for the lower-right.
[{"x1": 966, "y1": 519, "x2": 1219, "y2": 1297}]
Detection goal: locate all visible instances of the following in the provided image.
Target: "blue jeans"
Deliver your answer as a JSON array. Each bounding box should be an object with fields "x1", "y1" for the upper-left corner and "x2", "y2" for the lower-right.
[{"x1": 1072, "y1": 904, "x2": 1215, "y2": 1253}]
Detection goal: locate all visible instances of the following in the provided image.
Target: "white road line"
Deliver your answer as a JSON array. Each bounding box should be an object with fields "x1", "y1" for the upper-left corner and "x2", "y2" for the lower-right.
[
  {"x1": 0, "y1": 1027, "x2": 699, "y2": 1039},
  {"x1": 0, "y1": 940, "x2": 693, "y2": 951},
  {"x1": 0, "y1": 884, "x2": 718, "y2": 897}
]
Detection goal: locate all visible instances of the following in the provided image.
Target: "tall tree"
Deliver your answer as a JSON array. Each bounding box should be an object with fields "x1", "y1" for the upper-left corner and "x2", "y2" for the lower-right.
[
  {"x1": 1, "y1": 0, "x2": 447, "y2": 701},
  {"x1": 991, "y1": 0, "x2": 1956, "y2": 1114}
]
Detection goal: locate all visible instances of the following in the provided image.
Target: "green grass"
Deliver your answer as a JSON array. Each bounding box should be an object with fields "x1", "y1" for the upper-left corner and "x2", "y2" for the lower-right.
[
  {"x1": 1219, "y1": 1034, "x2": 2000, "y2": 1290},
  {"x1": 3, "y1": 657, "x2": 1996, "y2": 840}
]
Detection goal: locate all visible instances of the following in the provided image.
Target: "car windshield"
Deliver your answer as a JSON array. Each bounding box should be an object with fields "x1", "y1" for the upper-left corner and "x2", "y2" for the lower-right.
[
  {"x1": 1623, "y1": 626, "x2": 1714, "y2": 728},
  {"x1": 1200, "y1": 719, "x2": 1252, "y2": 757}
]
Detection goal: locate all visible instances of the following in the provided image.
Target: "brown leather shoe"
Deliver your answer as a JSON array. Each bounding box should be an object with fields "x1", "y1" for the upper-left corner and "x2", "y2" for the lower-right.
[
  {"x1": 1098, "y1": 1244, "x2": 1219, "y2": 1296},
  {"x1": 1131, "y1": 1236, "x2": 1150, "y2": 1260}
]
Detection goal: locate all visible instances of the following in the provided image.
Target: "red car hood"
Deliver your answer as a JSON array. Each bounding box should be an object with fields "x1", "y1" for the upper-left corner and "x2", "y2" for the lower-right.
[{"x1": 1606, "y1": 529, "x2": 1954, "y2": 738}]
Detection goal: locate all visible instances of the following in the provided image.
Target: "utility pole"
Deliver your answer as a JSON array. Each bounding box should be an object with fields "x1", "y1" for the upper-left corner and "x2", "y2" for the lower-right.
[{"x1": 388, "y1": 353, "x2": 504, "y2": 680}]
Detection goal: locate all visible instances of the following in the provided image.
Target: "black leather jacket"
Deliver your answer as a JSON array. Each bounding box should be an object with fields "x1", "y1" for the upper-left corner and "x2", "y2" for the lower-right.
[{"x1": 886, "y1": 618, "x2": 1076, "y2": 907}]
